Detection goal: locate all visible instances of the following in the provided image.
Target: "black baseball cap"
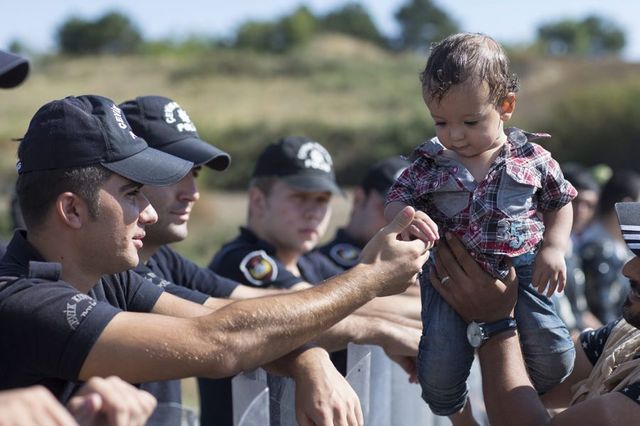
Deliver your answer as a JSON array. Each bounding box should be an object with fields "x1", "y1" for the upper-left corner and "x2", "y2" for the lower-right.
[
  {"x1": 119, "y1": 95, "x2": 230, "y2": 171},
  {"x1": 361, "y1": 156, "x2": 409, "y2": 196},
  {"x1": 0, "y1": 50, "x2": 29, "y2": 88},
  {"x1": 252, "y1": 136, "x2": 343, "y2": 195},
  {"x1": 616, "y1": 202, "x2": 640, "y2": 256},
  {"x1": 17, "y1": 95, "x2": 193, "y2": 186}
]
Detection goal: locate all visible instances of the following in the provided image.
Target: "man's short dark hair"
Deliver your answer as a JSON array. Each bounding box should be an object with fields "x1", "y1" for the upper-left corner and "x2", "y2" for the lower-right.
[
  {"x1": 16, "y1": 165, "x2": 112, "y2": 231},
  {"x1": 249, "y1": 176, "x2": 279, "y2": 197}
]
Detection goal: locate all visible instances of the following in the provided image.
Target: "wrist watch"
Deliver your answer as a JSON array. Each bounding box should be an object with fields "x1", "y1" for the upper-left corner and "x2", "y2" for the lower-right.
[{"x1": 466, "y1": 317, "x2": 517, "y2": 348}]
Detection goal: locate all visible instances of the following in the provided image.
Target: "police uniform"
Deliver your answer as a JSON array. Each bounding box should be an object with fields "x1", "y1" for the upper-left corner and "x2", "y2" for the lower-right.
[
  {"x1": 200, "y1": 227, "x2": 344, "y2": 426},
  {"x1": 318, "y1": 228, "x2": 363, "y2": 270},
  {"x1": 137, "y1": 245, "x2": 239, "y2": 299},
  {"x1": 0, "y1": 231, "x2": 163, "y2": 402},
  {"x1": 209, "y1": 227, "x2": 342, "y2": 288}
]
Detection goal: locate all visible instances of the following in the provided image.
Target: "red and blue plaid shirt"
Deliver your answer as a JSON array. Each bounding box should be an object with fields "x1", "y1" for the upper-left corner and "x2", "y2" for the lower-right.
[{"x1": 387, "y1": 128, "x2": 577, "y2": 278}]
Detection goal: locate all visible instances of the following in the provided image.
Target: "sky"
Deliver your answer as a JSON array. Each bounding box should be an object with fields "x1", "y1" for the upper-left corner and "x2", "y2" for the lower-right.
[{"x1": 3, "y1": 0, "x2": 640, "y2": 61}]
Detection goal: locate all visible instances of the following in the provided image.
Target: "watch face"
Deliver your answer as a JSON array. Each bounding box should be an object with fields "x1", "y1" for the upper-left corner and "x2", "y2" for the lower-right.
[{"x1": 467, "y1": 322, "x2": 484, "y2": 348}]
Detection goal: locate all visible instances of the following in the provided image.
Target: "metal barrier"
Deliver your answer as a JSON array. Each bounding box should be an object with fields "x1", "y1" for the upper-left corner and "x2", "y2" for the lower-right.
[
  {"x1": 232, "y1": 346, "x2": 487, "y2": 426},
  {"x1": 232, "y1": 368, "x2": 270, "y2": 426}
]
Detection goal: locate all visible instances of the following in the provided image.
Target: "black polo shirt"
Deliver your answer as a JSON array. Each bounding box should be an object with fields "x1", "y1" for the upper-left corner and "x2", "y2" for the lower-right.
[
  {"x1": 143, "y1": 245, "x2": 238, "y2": 299},
  {"x1": 318, "y1": 228, "x2": 363, "y2": 270},
  {"x1": 0, "y1": 231, "x2": 162, "y2": 403},
  {"x1": 209, "y1": 227, "x2": 342, "y2": 288}
]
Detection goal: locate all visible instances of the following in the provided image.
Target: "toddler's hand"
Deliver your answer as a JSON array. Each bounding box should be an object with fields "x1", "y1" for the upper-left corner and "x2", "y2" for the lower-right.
[
  {"x1": 399, "y1": 210, "x2": 439, "y2": 249},
  {"x1": 532, "y1": 246, "x2": 566, "y2": 297}
]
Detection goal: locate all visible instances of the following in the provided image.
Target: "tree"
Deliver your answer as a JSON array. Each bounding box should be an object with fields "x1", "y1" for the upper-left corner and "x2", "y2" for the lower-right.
[
  {"x1": 57, "y1": 11, "x2": 143, "y2": 55},
  {"x1": 536, "y1": 15, "x2": 625, "y2": 57},
  {"x1": 319, "y1": 3, "x2": 386, "y2": 46},
  {"x1": 234, "y1": 6, "x2": 317, "y2": 53},
  {"x1": 393, "y1": 0, "x2": 459, "y2": 51}
]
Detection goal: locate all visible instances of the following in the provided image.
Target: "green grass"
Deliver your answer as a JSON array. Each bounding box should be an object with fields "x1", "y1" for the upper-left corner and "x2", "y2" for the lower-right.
[{"x1": 2, "y1": 34, "x2": 640, "y2": 252}]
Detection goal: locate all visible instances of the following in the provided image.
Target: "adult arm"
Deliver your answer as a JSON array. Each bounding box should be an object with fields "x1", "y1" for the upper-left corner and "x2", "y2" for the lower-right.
[
  {"x1": 229, "y1": 285, "x2": 288, "y2": 299},
  {"x1": 264, "y1": 345, "x2": 364, "y2": 426},
  {"x1": 431, "y1": 233, "x2": 640, "y2": 425},
  {"x1": 153, "y1": 293, "x2": 365, "y2": 425},
  {"x1": 79, "y1": 207, "x2": 427, "y2": 383},
  {"x1": 287, "y1": 281, "x2": 422, "y2": 321}
]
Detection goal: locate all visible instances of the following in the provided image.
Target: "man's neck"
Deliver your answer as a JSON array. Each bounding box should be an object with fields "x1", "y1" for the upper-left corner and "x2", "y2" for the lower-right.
[
  {"x1": 27, "y1": 232, "x2": 101, "y2": 294},
  {"x1": 275, "y1": 248, "x2": 302, "y2": 272},
  {"x1": 247, "y1": 224, "x2": 302, "y2": 272}
]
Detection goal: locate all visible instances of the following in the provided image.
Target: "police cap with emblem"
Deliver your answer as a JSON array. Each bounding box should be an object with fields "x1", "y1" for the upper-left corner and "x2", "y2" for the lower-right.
[
  {"x1": 0, "y1": 50, "x2": 29, "y2": 89},
  {"x1": 120, "y1": 95, "x2": 230, "y2": 171},
  {"x1": 361, "y1": 155, "x2": 409, "y2": 197},
  {"x1": 17, "y1": 95, "x2": 193, "y2": 186},
  {"x1": 252, "y1": 136, "x2": 344, "y2": 195}
]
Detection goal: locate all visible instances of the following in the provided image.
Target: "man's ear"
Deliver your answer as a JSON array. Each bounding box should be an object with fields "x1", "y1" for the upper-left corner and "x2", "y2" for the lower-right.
[
  {"x1": 248, "y1": 187, "x2": 267, "y2": 217},
  {"x1": 499, "y1": 93, "x2": 516, "y2": 121},
  {"x1": 55, "y1": 192, "x2": 88, "y2": 229},
  {"x1": 352, "y1": 187, "x2": 367, "y2": 210}
]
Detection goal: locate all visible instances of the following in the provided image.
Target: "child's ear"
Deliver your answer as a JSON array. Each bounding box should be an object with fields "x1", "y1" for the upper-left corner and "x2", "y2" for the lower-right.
[{"x1": 499, "y1": 93, "x2": 516, "y2": 121}]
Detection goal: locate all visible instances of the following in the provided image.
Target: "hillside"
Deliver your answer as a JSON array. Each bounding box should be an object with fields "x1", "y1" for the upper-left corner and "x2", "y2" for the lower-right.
[
  {"x1": 3, "y1": 35, "x2": 639, "y2": 186},
  {"x1": 2, "y1": 35, "x2": 640, "y2": 261}
]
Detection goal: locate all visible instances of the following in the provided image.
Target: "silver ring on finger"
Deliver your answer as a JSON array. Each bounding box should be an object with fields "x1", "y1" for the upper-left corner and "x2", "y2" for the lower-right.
[{"x1": 440, "y1": 276, "x2": 451, "y2": 285}]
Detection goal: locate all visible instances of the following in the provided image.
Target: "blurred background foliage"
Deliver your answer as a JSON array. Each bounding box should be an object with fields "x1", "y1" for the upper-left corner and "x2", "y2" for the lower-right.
[{"x1": 1, "y1": 0, "x2": 639, "y2": 262}]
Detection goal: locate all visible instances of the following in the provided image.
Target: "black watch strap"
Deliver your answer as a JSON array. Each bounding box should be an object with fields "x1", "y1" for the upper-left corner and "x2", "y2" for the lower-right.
[{"x1": 481, "y1": 317, "x2": 517, "y2": 338}]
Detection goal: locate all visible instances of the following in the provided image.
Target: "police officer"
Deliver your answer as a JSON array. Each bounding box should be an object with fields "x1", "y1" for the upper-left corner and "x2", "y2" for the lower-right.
[
  {"x1": 209, "y1": 136, "x2": 344, "y2": 290},
  {"x1": 120, "y1": 98, "x2": 422, "y2": 424},
  {"x1": 209, "y1": 137, "x2": 421, "y2": 319},
  {"x1": 0, "y1": 95, "x2": 428, "y2": 426}
]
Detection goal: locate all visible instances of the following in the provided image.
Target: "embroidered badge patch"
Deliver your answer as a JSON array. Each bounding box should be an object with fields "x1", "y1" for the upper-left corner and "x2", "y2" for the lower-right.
[
  {"x1": 329, "y1": 243, "x2": 360, "y2": 267},
  {"x1": 239, "y1": 250, "x2": 278, "y2": 285}
]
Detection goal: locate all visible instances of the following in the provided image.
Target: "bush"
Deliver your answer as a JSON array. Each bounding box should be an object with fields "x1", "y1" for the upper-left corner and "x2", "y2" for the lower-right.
[{"x1": 542, "y1": 81, "x2": 640, "y2": 172}]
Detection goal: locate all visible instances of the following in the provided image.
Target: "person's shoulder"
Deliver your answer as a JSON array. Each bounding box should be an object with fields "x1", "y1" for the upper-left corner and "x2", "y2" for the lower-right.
[
  {"x1": 210, "y1": 236, "x2": 281, "y2": 287},
  {"x1": 152, "y1": 244, "x2": 189, "y2": 269},
  {"x1": 579, "y1": 319, "x2": 622, "y2": 364},
  {"x1": 413, "y1": 137, "x2": 444, "y2": 159},
  {"x1": 318, "y1": 231, "x2": 361, "y2": 269},
  {"x1": 322, "y1": 242, "x2": 360, "y2": 269},
  {"x1": 210, "y1": 228, "x2": 277, "y2": 269}
]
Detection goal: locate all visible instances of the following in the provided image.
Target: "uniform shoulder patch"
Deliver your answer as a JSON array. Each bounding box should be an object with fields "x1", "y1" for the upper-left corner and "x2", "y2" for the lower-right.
[
  {"x1": 239, "y1": 250, "x2": 278, "y2": 286},
  {"x1": 329, "y1": 243, "x2": 360, "y2": 268}
]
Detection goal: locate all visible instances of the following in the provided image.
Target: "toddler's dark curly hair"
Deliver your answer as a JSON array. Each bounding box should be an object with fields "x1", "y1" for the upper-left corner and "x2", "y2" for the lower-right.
[{"x1": 420, "y1": 32, "x2": 520, "y2": 106}]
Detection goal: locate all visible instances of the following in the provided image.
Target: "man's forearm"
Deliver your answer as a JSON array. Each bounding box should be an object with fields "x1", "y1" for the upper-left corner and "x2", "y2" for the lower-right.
[
  {"x1": 478, "y1": 330, "x2": 551, "y2": 426},
  {"x1": 312, "y1": 314, "x2": 419, "y2": 357},
  {"x1": 199, "y1": 264, "x2": 382, "y2": 374},
  {"x1": 262, "y1": 344, "x2": 326, "y2": 377},
  {"x1": 356, "y1": 294, "x2": 422, "y2": 321}
]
